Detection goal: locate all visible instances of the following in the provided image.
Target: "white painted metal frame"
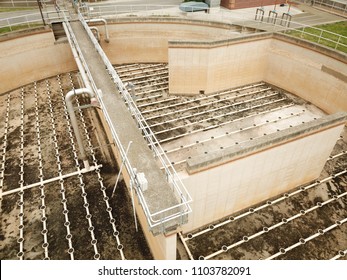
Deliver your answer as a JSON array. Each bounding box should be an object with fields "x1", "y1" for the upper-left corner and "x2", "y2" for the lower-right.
[{"x1": 65, "y1": 11, "x2": 193, "y2": 232}]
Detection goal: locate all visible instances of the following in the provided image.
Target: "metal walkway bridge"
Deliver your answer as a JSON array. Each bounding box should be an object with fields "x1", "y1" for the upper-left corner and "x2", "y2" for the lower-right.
[{"x1": 59, "y1": 6, "x2": 192, "y2": 235}]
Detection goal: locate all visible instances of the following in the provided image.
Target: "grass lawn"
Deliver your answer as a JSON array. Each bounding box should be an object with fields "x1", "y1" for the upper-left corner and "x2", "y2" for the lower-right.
[
  {"x1": 0, "y1": 23, "x2": 43, "y2": 34},
  {"x1": 286, "y1": 21, "x2": 347, "y2": 53},
  {"x1": 0, "y1": 7, "x2": 36, "y2": 13}
]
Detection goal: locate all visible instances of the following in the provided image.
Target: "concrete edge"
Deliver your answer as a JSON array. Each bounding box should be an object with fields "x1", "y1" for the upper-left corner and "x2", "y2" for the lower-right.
[
  {"x1": 106, "y1": 16, "x2": 236, "y2": 29},
  {"x1": 273, "y1": 32, "x2": 347, "y2": 63},
  {"x1": 0, "y1": 26, "x2": 50, "y2": 42},
  {"x1": 186, "y1": 112, "x2": 347, "y2": 174},
  {"x1": 168, "y1": 31, "x2": 347, "y2": 63},
  {"x1": 168, "y1": 31, "x2": 272, "y2": 48}
]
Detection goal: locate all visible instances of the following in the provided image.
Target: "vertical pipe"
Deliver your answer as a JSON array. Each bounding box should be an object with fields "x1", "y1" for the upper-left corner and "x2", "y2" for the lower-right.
[{"x1": 65, "y1": 88, "x2": 96, "y2": 170}]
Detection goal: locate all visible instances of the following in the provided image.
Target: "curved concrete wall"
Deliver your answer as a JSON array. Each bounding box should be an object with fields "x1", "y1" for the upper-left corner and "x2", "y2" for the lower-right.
[
  {"x1": 0, "y1": 19, "x2": 236, "y2": 95},
  {"x1": 0, "y1": 29, "x2": 76, "y2": 95},
  {"x1": 99, "y1": 18, "x2": 235, "y2": 65},
  {"x1": 168, "y1": 33, "x2": 347, "y2": 114},
  {"x1": 266, "y1": 34, "x2": 347, "y2": 114}
]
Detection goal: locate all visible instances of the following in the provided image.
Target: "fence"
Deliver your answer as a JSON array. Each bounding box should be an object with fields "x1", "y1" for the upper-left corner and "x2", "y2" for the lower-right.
[
  {"x1": 0, "y1": 12, "x2": 43, "y2": 31},
  {"x1": 0, "y1": 1, "x2": 38, "y2": 7},
  {"x1": 0, "y1": 1, "x2": 56, "y2": 7},
  {"x1": 283, "y1": 21, "x2": 347, "y2": 51},
  {"x1": 297, "y1": 0, "x2": 347, "y2": 15},
  {"x1": 80, "y1": 3, "x2": 347, "y2": 52},
  {"x1": 0, "y1": 8, "x2": 68, "y2": 32}
]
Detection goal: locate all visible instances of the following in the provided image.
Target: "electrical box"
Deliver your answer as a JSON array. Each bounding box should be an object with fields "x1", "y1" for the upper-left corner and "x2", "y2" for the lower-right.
[{"x1": 137, "y1": 173, "x2": 148, "y2": 192}]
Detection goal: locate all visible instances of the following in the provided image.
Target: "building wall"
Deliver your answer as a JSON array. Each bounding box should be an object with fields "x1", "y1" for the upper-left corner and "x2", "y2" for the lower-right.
[
  {"x1": 221, "y1": 0, "x2": 286, "y2": 9},
  {"x1": 181, "y1": 120, "x2": 346, "y2": 232}
]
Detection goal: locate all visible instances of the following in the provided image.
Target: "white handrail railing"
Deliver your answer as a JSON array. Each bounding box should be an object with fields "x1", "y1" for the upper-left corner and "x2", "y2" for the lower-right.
[
  {"x1": 296, "y1": 0, "x2": 347, "y2": 15},
  {"x1": 80, "y1": 3, "x2": 347, "y2": 52},
  {"x1": 2, "y1": 3, "x2": 346, "y2": 53},
  {"x1": 77, "y1": 12, "x2": 193, "y2": 229},
  {"x1": 0, "y1": 10, "x2": 69, "y2": 31},
  {"x1": 59, "y1": 8, "x2": 193, "y2": 231}
]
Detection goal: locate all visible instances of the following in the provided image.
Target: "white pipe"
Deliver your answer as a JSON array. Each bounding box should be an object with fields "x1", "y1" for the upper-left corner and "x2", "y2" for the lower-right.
[
  {"x1": 65, "y1": 88, "x2": 98, "y2": 170},
  {"x1": 63, "y1": 22, "x2": 92, "y2": 90},
  {"x1": 85, "y1": 18, "x2": 109, "y2": 42},
  {"x1": 178, "y1": 232, "x2": 194, "y2": 260},
  {"x1": 1, "y1": 164, "x2": 102, "y2": 197},
  {"x1": 63, "y1": 21, "x2": 101, "y2": 170},
  {"x1": 90, "y1": 26, "x2": 100, "y2": 42}
]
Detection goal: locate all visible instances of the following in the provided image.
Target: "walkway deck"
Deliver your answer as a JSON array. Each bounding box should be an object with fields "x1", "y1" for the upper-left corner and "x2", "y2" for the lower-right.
[{"x1": 69, "y1": 19, "x2": 184, "y2": 235}]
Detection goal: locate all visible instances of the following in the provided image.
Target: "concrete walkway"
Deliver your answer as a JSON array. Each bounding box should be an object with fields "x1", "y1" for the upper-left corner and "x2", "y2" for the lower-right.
[{"x1": 68, "y1": 18, "x2": 182, "y2": 234}]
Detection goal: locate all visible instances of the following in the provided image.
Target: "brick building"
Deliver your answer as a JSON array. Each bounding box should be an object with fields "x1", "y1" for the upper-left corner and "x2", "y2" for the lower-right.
[{"x1": 221, "y1": 0, "x2": 287, "y2": 9}]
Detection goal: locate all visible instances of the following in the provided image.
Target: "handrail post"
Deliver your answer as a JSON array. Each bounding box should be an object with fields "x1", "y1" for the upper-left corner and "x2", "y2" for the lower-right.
[
  {"x1": 335, "y1": 36, "x2": 341, "y2": 50},
  {"x1": 318, "y1": 29, "x2": 323, "y2": 43}
]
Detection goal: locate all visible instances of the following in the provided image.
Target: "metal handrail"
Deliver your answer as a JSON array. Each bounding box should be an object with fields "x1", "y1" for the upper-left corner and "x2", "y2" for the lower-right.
[
  {"x1": 296, "y1": 0, "x2": 347, "y2": 14},
  {"x1": 65, "y1": 11, "x2": 192, "y2": 230},
  {"x1": 81, "y1": 3, "x2": 347, "y2": 51},
  {"x1": 0, "y1": 10, "x2": 70, "y2": 31},
  {"x1": 2, "y1": 3, "x2": 346, "y2": 52},
  {"x1": 0, "y1": 1, "x2": 39, "y2": 7}
]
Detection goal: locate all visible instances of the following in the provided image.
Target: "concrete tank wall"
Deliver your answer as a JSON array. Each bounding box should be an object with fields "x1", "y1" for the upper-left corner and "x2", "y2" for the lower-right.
[
  {"x1": 0, "y1": 30, "x2": 76, "y2": 95},
  {"x1": 0, "y1": 19, "x2": 236, "y2": 95},
  {"x1": 100, "y1": 19, "x2": 233, "y2": 65},
  {"x1": 265, "y1": 35, "x2": 347, "y2": 114},
  {"x1": 169, "y1": 36, "x2": 270, "y2": 95},
  {"x1": 168, "y1": 33, "x2": 347, "y2": 114},
  {"x1": 181, "y1": 114, "x2": 346, "y2": 232}
]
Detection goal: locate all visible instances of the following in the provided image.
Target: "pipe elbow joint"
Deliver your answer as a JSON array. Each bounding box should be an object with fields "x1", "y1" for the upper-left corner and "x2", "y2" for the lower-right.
[{"x1": 90, "y1": 97, "x2": 100, "y2": 108}]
